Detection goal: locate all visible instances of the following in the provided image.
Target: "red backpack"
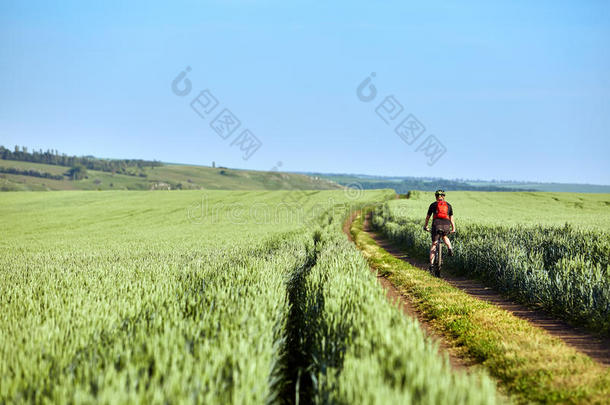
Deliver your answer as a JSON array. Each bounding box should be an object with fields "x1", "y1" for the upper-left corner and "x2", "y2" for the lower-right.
[{"x1": 435, "y1": 201, "x2": 449, "y2": 219}]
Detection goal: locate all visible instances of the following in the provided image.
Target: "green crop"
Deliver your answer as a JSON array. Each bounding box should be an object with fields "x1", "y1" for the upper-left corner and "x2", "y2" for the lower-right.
[
  {"x1": 372, "y1": 191, "x2": 610, "y2": 335},
  {"x1": 294, "y1": 212, "x2": 498, "y2": 404},
  {"x1": 1, "y1": 190, "x2": 500, "y2": 404}
]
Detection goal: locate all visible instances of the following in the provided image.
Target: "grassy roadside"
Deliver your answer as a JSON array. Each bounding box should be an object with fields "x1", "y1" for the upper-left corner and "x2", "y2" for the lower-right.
[{"x1": 350, "y1": 209, "x2": 610, "y2": 404}]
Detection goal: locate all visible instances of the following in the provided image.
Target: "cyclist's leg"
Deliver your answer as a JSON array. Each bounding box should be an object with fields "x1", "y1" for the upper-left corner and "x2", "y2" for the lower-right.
[
  {"x1": 440, "y1": 224, "x2": 453, "y2": 256},
  {"x1": 442, "y1": 234, "x2": 452, "y2": 250},
  {"x1": 429, "y1": 229, "x2": 438, "y2": 266},
  {"x1": 435, "y1": 238, "x2": 442, "y2": 276}
]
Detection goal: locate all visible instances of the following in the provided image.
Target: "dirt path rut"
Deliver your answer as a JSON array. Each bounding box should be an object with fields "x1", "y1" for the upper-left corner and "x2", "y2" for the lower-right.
[
  {"x1": 344, "y1": 211, "x2": 473, "y2": 370},
  {"x1": 349, "y1": 211, "x2": 610, "y2": 366}
]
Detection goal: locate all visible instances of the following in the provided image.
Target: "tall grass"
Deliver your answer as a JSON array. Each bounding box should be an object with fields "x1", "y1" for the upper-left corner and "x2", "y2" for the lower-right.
[
  {"x1": 373, "y1": 201, "x2": 610, "y2": 335},
  {"x1": 295, "y1": 210, "x2": 499, "y2": 404},
  {"x1": 1, "y1": 190, "x2": 500, "y2": 403}
]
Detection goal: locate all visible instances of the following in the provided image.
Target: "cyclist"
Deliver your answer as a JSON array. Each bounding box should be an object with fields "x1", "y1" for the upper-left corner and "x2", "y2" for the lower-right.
[{"x1": 423, "y1": 189, "x2": 455, "y2": 272}]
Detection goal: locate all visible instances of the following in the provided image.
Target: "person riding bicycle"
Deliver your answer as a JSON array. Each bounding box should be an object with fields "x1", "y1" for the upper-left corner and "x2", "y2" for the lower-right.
[{"x1": 423, "y1": 189, "x2": 455, "y2": 272}]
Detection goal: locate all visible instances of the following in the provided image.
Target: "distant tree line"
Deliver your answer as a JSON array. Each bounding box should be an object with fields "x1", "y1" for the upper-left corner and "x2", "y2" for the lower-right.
[
  {"x1": 0, "y1": 166, "x2": 64, "y2": 180},
  {"x1": 0, "y1": 146, "x2": 162, "y2": 176},
  {"x1": 337, "y1": 178, "x2": 533, "y2": 193}
]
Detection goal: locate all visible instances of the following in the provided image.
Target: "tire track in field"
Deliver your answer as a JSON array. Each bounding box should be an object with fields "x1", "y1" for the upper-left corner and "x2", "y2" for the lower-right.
[
  {"x1": 354, "y1": 212, "x2": 610, "y2": 366},
  {"x1": 279, "y1": 236, "x2": 319, "y2": 405},
  {"x1": 343, "y1": 211, "x2": 473, "y2": 371}
]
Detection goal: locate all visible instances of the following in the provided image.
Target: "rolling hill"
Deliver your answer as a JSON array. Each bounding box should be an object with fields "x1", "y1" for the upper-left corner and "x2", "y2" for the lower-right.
[{"x1": 0, "y1": 159, "x2": 341, "y2": 191}]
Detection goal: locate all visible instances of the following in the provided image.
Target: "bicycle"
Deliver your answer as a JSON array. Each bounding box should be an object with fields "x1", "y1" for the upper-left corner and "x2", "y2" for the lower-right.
[{"x1": 424, "y1": 227, "x2": 449, "y2": 277}]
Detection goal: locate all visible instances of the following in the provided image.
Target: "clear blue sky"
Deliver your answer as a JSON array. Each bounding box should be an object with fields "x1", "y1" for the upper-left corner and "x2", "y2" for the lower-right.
[{"x1": 1, "y1": 0, "x2": 609, "y2": 184}]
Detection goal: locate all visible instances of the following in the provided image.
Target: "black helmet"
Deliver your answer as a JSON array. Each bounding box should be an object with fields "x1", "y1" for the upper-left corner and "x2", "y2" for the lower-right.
[{"x1": 435, "y1": 189, "x2": 445, "y2": 196}]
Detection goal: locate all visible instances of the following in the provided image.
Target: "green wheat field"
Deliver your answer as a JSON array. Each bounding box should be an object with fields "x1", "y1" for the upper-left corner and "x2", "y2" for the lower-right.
[{"x1": 1, "y1": 190, "x2": 609, "y2": 404}]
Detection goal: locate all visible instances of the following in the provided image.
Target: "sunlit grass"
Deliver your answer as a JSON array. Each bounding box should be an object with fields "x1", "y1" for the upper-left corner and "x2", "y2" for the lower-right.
[{"x1": 351, "y1": 210, "x2": 610, "y2": 404}]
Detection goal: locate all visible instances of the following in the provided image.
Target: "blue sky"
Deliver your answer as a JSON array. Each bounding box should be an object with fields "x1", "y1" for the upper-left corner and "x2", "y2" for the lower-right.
[{"x1": 1, "y1": 0, "x2": 609, "y2": 184}]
